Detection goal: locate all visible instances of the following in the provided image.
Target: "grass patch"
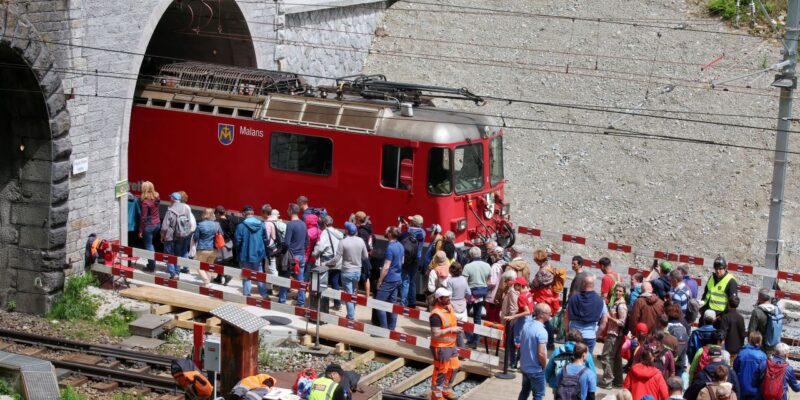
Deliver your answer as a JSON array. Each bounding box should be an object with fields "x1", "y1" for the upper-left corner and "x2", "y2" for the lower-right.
[
  {"x1": 0, "y1": 378, "x2": 22, "y2": 400},
  {"x1": 707, "y1": 0, "x2": 784, "y2": 30},
  {"x1": 98, "y1": 305, "x2": 137, "y2": 337},
  {"x1": 60, "y1": 386, "x2": 87, "y2": 400},
  {"x1": 47, "y1": 273, "x2": 100, "y2": 321}
]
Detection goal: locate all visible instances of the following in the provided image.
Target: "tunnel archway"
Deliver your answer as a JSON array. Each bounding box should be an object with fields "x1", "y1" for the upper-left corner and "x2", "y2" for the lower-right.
[
  {"x1": 0, "y1": 5, "x2": 72, "y2": 314},
  {"x1": 139, "y1": 0, "x2": 258, "y2": 79}
]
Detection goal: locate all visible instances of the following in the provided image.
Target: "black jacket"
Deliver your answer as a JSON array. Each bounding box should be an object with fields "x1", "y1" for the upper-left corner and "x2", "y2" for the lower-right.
[{"x1": 715, "y1": 309, "x2": 746, "y2": 355}]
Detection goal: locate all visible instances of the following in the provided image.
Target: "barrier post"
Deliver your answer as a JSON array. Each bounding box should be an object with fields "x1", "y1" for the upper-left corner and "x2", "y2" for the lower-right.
[{"x1": 495, "y1": 320, "x2": 515, "y2": 379}]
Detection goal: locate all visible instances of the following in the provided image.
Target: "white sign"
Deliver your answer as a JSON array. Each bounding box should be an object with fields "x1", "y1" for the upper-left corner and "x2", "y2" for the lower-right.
[{"x1": 72, "y1": 157, "x2": 89, "y2": 175}]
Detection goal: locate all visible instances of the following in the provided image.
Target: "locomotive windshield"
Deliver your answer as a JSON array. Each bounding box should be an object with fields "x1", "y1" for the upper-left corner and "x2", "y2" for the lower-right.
[
  {"x1": 489, "y1": 136, "x2": 504, "y2": 186},
  {"x1": 454, "y1": 143, "x2": 484, "y2": 194}
]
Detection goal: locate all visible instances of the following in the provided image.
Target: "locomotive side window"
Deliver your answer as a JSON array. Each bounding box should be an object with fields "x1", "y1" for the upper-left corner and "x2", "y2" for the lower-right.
[
  {"x1": 381, "y1": 145, "x2": 414, "y2": 189},
  {"x1": 454, "y1": 143, "x2": 484, "y2": 194},
  {"x1": 269, "y1": 132, "x2": 333, "y2": 176},
  {"x1": 427, "y1": 147, "x2": 452, "y2": 195},
  {"x1": 490, "y1": 136, "x2": 504, "y2": 186}
]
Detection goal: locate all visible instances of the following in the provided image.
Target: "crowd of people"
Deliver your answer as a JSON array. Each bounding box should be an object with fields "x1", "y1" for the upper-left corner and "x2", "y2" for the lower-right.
[{"x1": 132, "y1": 182, "x2": 799, "y2": 400}]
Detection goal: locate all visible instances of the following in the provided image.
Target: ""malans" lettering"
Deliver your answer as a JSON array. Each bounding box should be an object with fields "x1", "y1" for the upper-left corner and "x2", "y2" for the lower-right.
[{"x1": 239, "y1": 126, "x2": 264, "y2": 138}]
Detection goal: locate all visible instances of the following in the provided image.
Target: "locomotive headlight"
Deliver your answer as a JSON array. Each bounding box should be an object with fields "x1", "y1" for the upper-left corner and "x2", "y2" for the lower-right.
[{"x1": 484, "y1": 193, "x2": 495, "y2": 219}]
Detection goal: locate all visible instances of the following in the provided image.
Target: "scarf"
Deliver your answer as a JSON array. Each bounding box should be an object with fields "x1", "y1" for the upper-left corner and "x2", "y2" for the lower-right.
[{"x1": 567, "y1": 291, "x2": 605, "y2": 323}]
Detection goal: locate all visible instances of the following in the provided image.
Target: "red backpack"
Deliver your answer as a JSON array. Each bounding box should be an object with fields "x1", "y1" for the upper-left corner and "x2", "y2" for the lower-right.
[
  {"x1": 762, "y1": 359, "x2": 788, "y2": 400},
  {"x1": 293, "y1": 368, "x2": 317, "y2": 399},
  {"x1": 692, "y1": 346, "x2": 715, "y2": 381}
]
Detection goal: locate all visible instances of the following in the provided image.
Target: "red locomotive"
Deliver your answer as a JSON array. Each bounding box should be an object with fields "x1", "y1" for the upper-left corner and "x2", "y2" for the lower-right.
[{"x1": 128, "y1": 62, "x2": 514, "y2": 248}]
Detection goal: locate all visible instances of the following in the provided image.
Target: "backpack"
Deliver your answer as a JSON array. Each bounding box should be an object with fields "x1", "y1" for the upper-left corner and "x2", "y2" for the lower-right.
[
  {"x1": 693, "y1": 345, "x2": 717, "y2": 381},
  {"x1": 171, "y1": 208, "x2": 193, "y2": 238},
  {"x1": 277, "y1": 245, "x2": 295, "y2": 273},
  {"x1": 685, "y1": 296, "x2": 701, "y2": 324},
  {"x1": 400, "y1": 234, "x2": 420, "y2": 271},
  {"x1": 762, "y1": 358, "x2": 788, "y2": 400},
  {"x1": 605, "y1": 272, "x2": 623, "y2": 307},
  {"x1": 705, "y1": 382, "x2": 733, "y2": 400},
  {"x1": 304, "y1": 207, "x2": 329, "y2": 228},
  {"x1": 667, "y1": 321, "x2": 689, "y2": 362},
  {"x1": 688, "y1": 329, "x2": 715, "y2": 363},
  {"x1": 556, "y1": 365, "x2": 587, "y2": 400},
  {"x1": 762, "y1": 305, "x2": 784, "y2": 348},
  {"x1": 551, "y1": 349, "x2": 575, "y2": 376},
  {"x1": 292, "y1": 368, "x2": 317, "y2": 399},
  {"x1": 265, "y1": 222, "x2": 280, "y2": 257},
  {"x1": 171, "y1": 358, "x2": 213, "y2": 399}
]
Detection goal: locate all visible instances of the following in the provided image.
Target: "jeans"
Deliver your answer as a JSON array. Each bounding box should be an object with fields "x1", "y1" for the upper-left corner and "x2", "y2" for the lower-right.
[
  {"x1": 518, "y1": 370, "x2": 545, "y2": 400},
  {"x1": 342, "y1": 271, "x2": 361, "y2": 320},
  {"x1": 400, "y1": 269, "x2": 417, "y2": 307},
  {"x1": 466, "y1": 300, "x2": 485, "y2": 345},
  {"x1": 512, "y1": 317, "x2": 529, "y2": 367},
  {"x1": 376, "y1": 280, "x2": 401, "y2": 330},
  {"x1": 584, "y1": 338, "x2": 597, "y2": 355},
  {"x1": 279, "y1": 255, "x2": 305, "y2": 305},
  {"x1": 142, "y1": 224, "x2": 159, "y2": 270},
  {"x1": 328, "y1": 269, "x2": 342, "y2": 308},
  {"x1": 544, "y1": 320, "x2": 554, "y2": 348},
  {"x1": 164, "y1": 240, "x2": 181, "y2": 278},
  {"x1": 241, "y1": 261, "x2": 268, "y2": 298}
]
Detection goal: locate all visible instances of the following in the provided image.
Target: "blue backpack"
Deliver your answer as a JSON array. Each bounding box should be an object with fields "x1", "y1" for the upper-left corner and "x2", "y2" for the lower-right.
[{"x1": 763, "y1": 305, "x2": 784, "y2": 348}]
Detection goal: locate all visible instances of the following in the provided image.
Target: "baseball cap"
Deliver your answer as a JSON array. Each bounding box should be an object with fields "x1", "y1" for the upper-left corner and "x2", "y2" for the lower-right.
[
  {"x1": 491, "y1": 246, "x2": 505, "y2": 256},
  {"x1": 325, "y1": 364, "x2": 344, "y2": 375},
  {"x1": 514, "y1": 277, "x2": 528, "y2": 287},
  {"x1": 659, "y1": 261, "x2": 673, "y2": 272},
  {"x1": 410, "y1": 215, "x2": 424, "y2": 226},
  {"x1": 704, "y1": 309, "x2": 717, "y2": 321},
  {"x1": 635, "y1": 322, "x2": 649, "y2": 334},
  {"x1": 708, "y1": 347, "x2": 723, "y2": 358},
  {"x1": 427, "y1": 224, "x2": 442, "y2": 234},
  {"x1": 434, "y1": 287, "x2": 452, "y2": 298},
  {"x1": 344, "y1": 222, "x2": 357, "y2": 235},
  {"x1": 170, "y1": 192, "x2": 181, "y2": 201},
  {"x1": 242, "y1": 205, "x2": 254, "y2": 213}
]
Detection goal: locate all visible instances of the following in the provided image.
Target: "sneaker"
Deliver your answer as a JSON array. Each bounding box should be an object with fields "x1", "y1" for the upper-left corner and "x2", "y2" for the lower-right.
[
  {"x1": 599, "y1": 383, "x2": 613, "y2": 390},
  {"x1": 180, "y1": 267, "x2": 190, "y2": 273},
  {"x1": 466, "y1": 341, "x2": 478, "y2": 349},
  {"x1": 223, "y1": 275, "x2": 232, "y2": 286},
  {"x1": 212, "y1": 275, "x2": 223, "y2": 284}
]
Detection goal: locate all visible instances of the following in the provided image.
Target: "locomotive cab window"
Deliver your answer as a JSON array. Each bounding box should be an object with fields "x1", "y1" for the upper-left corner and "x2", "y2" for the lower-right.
[
  {"x1": 489, "y1": 136, "x2": 504, "y2": 186},
  {"x1": 381, "y1": 145, "x2": 414, "y2": 189},
  {"x1": 427, "y1": 147, "x2": 452, "y2": 195},
  {"x1": 270, "y1": 132, "x2": 333, "y2": 176},
  {"x1": 454, "y1": 143, "x2": 484, "y2": 194}
]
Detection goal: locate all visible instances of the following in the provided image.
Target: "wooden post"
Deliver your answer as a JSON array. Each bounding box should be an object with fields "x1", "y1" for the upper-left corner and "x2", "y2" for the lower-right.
[{"x1": 220, "y1": 323, "x2": 260, "y2": 397}]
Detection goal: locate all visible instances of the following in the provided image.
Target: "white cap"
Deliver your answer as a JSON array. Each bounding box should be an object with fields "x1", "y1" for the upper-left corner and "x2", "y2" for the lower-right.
[
  {"x1": 703, "y1": 309, "x2": 716, "y2": 321},
  {"x1": 434, "y1": 288, "x2": 452, "y2": 299}
]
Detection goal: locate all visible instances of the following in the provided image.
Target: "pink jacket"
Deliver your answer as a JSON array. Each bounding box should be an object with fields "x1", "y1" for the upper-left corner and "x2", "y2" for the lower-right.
[{"x1": 304, "y1": 214, "x2": 320, "y2": 262}]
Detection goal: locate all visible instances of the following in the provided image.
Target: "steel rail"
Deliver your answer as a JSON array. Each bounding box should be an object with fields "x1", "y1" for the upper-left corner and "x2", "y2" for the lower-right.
[
  {"x1": 0, "y1": 328, "x2": 175, "y2": 367},
  {"x1": 50, "y1": 359, "x2": 179, "y2": 392}
]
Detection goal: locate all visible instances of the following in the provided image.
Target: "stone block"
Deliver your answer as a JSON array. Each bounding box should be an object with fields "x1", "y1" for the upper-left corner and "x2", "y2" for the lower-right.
[
  {"x1": 50, "y1": 110, "x2": 71, "y2": 139},
  {"x1": 51, "y1": 180, "x2": 69, "y2": 203},
  {"x1": 28, "y1": 138, "x2": 54, "y2": 161},
  {"x1": 20, "y1": 181, "x2": 52, "y2": 204},
  {"x1": 16, "y1": 270, "x2": 64, "y2": 293},
  {"x1": 11, "y1": 203, "x2": 49, "y2": 226},
  {"x1": 18, "y1": 225, "x2": 49, "y2": 249},
  {"x1": 49, "y1": 226, "x2": 67, "y2": 249},
  {"x1": 0, "y1": 227, "x2": 19, "y2": 245},
  {"x1": 13, "y1": 291, "x2": 54, "y2": 315},
  {"x1": 10, "y1": 23, "x2": 31, "y2": 53},
  {"x1": 20, "y1": 160, "x2": 51, "y2": 183},
  {"x1": 46, "y1": 90, "x2": 66, "y2": 119},
  {"x1": 52, "y1": 160, "x2": 70, "y2": 182},
  {"x1": 49, "y1": 203, "x2": 69, "y2": 227},
  {"x1": 52, "y1": 137, "x2": 72, "y2": 160}
]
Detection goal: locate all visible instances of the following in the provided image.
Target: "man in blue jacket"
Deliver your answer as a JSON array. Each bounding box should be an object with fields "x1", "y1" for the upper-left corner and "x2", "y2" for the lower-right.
[
  {"x1": 234, "y1": 205, "x2": 268, "y2": 298},
  {"x1": 733, "y1": 331, "x2": 767, "y2": 400},
  {"x1": 687, "y1": 310, "x2": 718, "y2": 361}
]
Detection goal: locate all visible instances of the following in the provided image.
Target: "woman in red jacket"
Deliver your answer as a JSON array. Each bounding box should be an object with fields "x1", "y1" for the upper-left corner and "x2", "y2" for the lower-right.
[{"x1": 624, "y1": 347, "x2": 669, "y2": 400}]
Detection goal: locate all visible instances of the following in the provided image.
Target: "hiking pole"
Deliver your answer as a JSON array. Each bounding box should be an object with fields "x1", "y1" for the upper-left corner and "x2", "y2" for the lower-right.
[{"x1": 495, "y1": 320, "x2": 515, "y2": 379}]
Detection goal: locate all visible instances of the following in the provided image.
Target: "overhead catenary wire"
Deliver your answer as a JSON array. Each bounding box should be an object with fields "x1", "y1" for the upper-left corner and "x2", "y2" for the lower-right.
[
  {"x1": 1, "y1": 83, "x2": 798, "y2": 157},
  {"x1": 0, "y1": 60, "x2": 795, "y2": 135}
]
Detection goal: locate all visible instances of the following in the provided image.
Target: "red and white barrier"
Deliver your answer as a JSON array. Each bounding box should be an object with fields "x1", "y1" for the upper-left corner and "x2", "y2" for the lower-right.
[
  {"x1": 514, "y1": 229, "x2": 800, "y2": 301},
  {"x1": 92, "y1": 262, "x2": 499, "y2": 365}
]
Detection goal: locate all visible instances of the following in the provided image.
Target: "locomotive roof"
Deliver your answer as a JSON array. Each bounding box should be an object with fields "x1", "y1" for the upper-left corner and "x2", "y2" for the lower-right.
[{"x1": 136, "y1": 85, "x2": 500, "y2": 144}]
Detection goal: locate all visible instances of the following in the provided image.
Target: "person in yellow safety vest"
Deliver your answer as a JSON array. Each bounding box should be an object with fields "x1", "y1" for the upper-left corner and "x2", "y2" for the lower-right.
[
  {"x1": 430, "y1": 287, "x2": 462, "y2": 400},
  {"x1": 309, "y1": 364, "x2": 347, "y2": 400},
  {"x1": 702, "y1": 256, "x2": 738, "y2": 314},
  {"x1": 230, "y1": 373, "x2": 277, "y2": 400}
]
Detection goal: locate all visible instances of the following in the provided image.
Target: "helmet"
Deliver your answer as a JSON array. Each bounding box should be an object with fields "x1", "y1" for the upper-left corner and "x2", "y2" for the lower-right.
[{"x1": 713, "y1": 256, "x2": 727, "y2": 269}]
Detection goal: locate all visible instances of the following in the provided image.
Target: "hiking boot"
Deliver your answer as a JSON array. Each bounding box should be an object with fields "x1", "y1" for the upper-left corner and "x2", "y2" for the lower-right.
[
  {"x1": 212, "y1": 275, "x2": 223, "y2": 284},
  {"x1": 180, "y1": 267, "x2": 190, "y2": 273},
  {"x1": 223, "y1": 275, "x2": 232, "y2": 286}
]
